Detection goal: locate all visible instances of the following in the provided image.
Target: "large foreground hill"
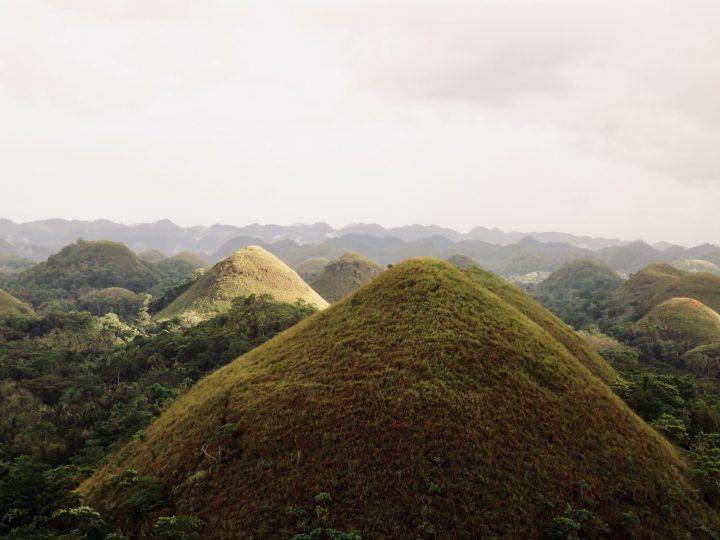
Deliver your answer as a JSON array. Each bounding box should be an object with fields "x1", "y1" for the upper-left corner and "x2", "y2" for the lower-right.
[{"x1": 82, "y1": 259, "x2": 715, "y2": 538}]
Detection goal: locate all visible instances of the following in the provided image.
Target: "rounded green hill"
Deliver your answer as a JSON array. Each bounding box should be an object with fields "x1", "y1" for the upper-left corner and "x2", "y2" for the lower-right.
[
  {"x1": 538, "y1": 259, "x2": 624, "y2": 296},
  {"x1": 634, "y1": 297, "x2": 720, "y2": 349},
  {"x1": 0, "y1": 288, "x2": 36, "y2": 318},
  {"x1": 294, "y1": 257, "x2": 330, "y2": 284},
  {"x1": 81, "y1": 259, "x2": 714, "y2": 538},
  {"x1": 77, "y1": 287, "x2": 145, "y2": 319},
  {"x1": 615, "y1": 262, "x2": 720, "y2": 318},
  {"x1": 10, "y1": 239, "x2": 161, "y2": 301},
  {"x1": 154, "y1": 245, "x2": 328, "y2": 323},
  {"x1": 683, "y1": 342, "x2": 720, "y2": 378},
  {"x1": 311, "y1": 252, "x2": 384, "y2": 302}
]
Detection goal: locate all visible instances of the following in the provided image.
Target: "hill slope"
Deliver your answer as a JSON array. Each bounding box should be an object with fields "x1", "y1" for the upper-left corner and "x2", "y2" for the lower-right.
[
  {"x1": 0, "y1": 288, "x2": 36, "y2": 317},
  {"x1": 615, "y1": 263, "x2": 720, "y2": 319},
  {"x1": 82, "y1": 258, "x2": 714, "y2": 538},
  {"x1": 154, "y1": 246, "x2": 328, "y2": 322},
  {"x1": 310, "y1": 252, "x2": 384, "y2": 302},
  {"x1": 634, "y1": 297, "x2": 720, "y2": 349}
]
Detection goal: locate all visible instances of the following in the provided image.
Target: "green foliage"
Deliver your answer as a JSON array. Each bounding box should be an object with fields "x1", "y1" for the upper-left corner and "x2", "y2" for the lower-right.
[
  {"x1": 152, "y1": 515, "x2": 205, "y2": 539},
  {"x1": 2, "y1": 240, "x2": 162, "y2": 311},
  {"x1": 531, "y1": 259, "x2": 623, "y2": 330}
]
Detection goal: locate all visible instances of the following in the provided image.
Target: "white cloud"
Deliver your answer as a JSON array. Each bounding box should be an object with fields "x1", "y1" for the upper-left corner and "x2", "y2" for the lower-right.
[{"x1": 0, "y1": 0, "x2": 719, "y2": 245}]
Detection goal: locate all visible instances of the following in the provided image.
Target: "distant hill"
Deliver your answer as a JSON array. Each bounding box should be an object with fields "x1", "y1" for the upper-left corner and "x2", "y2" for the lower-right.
[
  {"x1": 138, "y1": 249, "x2": 168, "y2": 263},
  {"x1": 154, "y1": 245, "x2": 328, "y2": 322},
  {"x1": 294, "y1": 257, "x2": 330, "y2": 284},
  {"x1": 154, "y1": 251, "x2": 210, "y2": 285},
  {"x1": 446, "y1": 254, "x2": 480, "y2": 269},
  {"x1": 670, "y1": 259, "x2": 720, "y2": 275},
  {"x1": 0, "y1": 254, "x2": 35, "y2": 274},
  {"x1": 596, "y1": 241, "x2": 668, "y2": 272},
  {"x1": 614, "y1": 263, "x2": 720, "y2": 319},
  {"x1": 634, "y1": 297, "x2": 720, "y2": 349},
  {"x1": 310, "y1": 252, "x2": 385, "y2": 302},
  {"x1": 81, "y1": 258, "x2": 715, "y2": 538},
  {"x1": 683, "y1": 342, "x2": 720, "y2": 378},
  {"x1": 532, "y1": 260, "x2": 624, "y2": 329},
  {"x1": 76, "y1": 287, "x2": 145, "y2": 321},
  {"x1": 0, "y1": 288, "x2": 36, "y2": 318},
  {"x1": 537, "y1": 259, "x2": 624, "y2": 297},
  {"x1": 4, "y1": 240, "x2": 161, "y2": 308}
]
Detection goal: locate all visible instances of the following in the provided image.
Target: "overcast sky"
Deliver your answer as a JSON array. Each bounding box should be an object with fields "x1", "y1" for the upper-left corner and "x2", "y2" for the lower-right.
[{"x1": 1, "y1": 1, "x2": 719, "y2": 245}]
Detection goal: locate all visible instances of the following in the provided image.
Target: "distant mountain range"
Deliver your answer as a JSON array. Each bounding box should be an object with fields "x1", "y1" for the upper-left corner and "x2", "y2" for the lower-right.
[{"x1": 2, "y1": 218, "x2": 718, "y2": 276}]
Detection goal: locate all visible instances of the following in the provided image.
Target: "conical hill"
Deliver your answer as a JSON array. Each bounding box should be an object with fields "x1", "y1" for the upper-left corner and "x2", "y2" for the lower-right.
[
  {"x1": 635, "y1": 297, "x2": 720, "y2": 348},
  {"x1": 154, "y1": 245, "x2": 328, "y2": 322},
  {"x1": 310, "y1": 252, "x2": 384, "y2": 302},
  {"x1": 82, "y1": 258, "x2": 716, "y2": 538}
]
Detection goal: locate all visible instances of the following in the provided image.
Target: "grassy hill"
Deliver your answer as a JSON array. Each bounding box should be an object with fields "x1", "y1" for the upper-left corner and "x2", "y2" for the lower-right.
[
  {"x1": 0, "y1": 288, "x2": 36, "y2": 317},
  {"x1": 634, "y1": 297, "x2": 720, "y2": 349},
  {"x1": 154, "y1": 246, "x2": 328, "y2": 323},
  {"x1": 614, "y1": 263, "x2": 720, "y2": 319},
  {"x1": 154, "y1": 251, "x2": 210, "y2": 285},
  {"x1": 683, "y1": 342, "x2": 720, "y2": 378},
  {"x1": 76, "y1": 287, "x2": 145, "y2": 321},
  {"x1": 537, "y1": 259, "x2": 624, "y2": 296},
  {"x1": 310, "y1": 252, "x2": 385, "y2": 302},
  {"x1": 671, "y1": 259, "x2": 720, "y2": 275},
  {"x1": 81, "y1": 258, "x2": 715, "y2": 538},
  {"x1": 4, "y1": 240, "x2": 161, "y2": 308},
  {"x1": 294, "y1": 257, "x2": 330, "y2": 284}
]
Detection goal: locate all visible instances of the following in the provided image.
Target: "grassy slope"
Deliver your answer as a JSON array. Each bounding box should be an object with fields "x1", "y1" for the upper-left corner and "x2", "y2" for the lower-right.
[
  {"x1": 82, "y1": 259, "x2": 714, "y2": 538},
  {"x1": 615, "y1": 263, "x2": 720, "y2": 317},
  {"x1": 0, "y1": 288, "x2": 36, "y2": 317},
  {"x1": 310, "y1": 252, "x2": 384, "y2": 303},
  {"x1": 463, "y1": 266, "x2": 618, "y2": 385},
  {"x1": 635, "y1": 297, "x2": 720, "y2": 348},
  {"x1": 154, "y1": 246, "x2": 328, "y2": 322}
]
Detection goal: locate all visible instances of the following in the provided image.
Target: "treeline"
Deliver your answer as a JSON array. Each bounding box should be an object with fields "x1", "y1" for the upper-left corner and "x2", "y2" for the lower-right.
[{"x1": 0, "y1": 295, "x2": 316, "y2": 538}]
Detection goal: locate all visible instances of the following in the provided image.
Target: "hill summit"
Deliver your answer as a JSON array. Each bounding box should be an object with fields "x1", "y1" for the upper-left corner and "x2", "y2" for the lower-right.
[
  {"x1": 311, "y1": 252, "x2": 384, "y2": 302},
  {"x1": 154, "y1": 245, "x2": 328, "y2": 322},
  {"x1": 82, "y1": 258, "x2": 715, "y2": 538},
  {"x1": 634, "y1": 297, "x2": 720, "y2": 349}
]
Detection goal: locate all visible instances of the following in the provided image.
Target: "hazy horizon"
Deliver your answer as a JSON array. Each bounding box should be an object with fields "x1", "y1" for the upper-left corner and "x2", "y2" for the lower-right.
[{"x1": 2, "y1": 1, "x2": 719, "y2": 245}]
